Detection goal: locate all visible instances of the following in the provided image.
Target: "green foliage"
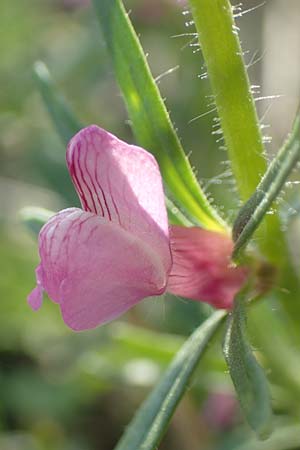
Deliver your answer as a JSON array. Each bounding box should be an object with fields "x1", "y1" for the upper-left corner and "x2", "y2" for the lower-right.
[
  {"x1": 233, "y1": 112, "x2": 300, "y2": 260},
  {"x1": 20, "y1": 206, "x2": 54, "y2": 236},
  {"x1": 223, "y1": 295, "x2": 272, "y2": 439},
  {"x1": 33, "y1": 62, "x2": 82, "y2": 145},
  {"x1": 188, "y1": 0, "x2": 266, "y2": 199},
  {"x1": 114, "y1": 311, "x2": 226, "y2": 450},
  {"x1": 188, "y1": 0, "x2": 283, "y2": 263}
]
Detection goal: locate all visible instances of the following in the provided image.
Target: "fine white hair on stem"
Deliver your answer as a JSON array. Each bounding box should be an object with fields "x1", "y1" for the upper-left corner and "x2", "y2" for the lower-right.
[
  {"x1": 233, "y1": 1, "x2": 266, "y2": 19},
  {"x1": 254, "y1": 94, "x2": 283, "y2": 103},
  {"x1": 155, "y1": 65, "x2": 180, "y2": 84},
  {"x1": 246, "y1": 49, "x2": 266, "y2": 69},
  {"x1": 184, "y1": 20, "x2": 194, "y2": 28},
  {"x1": 182, "y1": 9, "x2": 191, "y2": 17},
  {"x1": 260, "y1": 103, "x2": 273, "y2": 124},
  {"x1": 171, "y1": 32, "x2": 198, "y2": 38}
]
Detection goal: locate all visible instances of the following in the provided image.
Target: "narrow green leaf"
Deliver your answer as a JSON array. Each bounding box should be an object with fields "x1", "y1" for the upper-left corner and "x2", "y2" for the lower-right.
[
  {"x1": 20, "y1": 207, "x2": 54, "y2": 236},
  {"x1": 233, "y1": 113, "x2": 300, "y2": 260},
  {"x1": 114, "y1": 310, "x2": 226, "y2": 450},
  {"x1": 92, "y1": 0, "x2": 226, "y2": 232},
  {"x1": 188, "y1": 0, "x2": 283, "y2": 262},
  {"x1": 223, "y1": 295, "x2": 272, "y2": 439},
  {"x1": 33, "y1": 61, "x2": 82, "y2": 145}
]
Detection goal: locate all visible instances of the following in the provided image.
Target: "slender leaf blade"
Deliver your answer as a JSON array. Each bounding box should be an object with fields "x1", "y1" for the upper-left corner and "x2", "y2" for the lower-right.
[
  {"x1": 92, "y1": 0, "x2": 225, "y2": 231},
  {"x1": 20, "y1": 207, "x2": 54, "y2": 236},
  {"x1": 233, "y1": 113, "x2": 300, "y2": 260},
  {"x1": 114, "y1": 310, "x2": 226, "y2": 450},
  {"x1": 33, "y1": 61, "x2": 82, "y2": 145},
  {"x1": 223, "y1": 295, "x2": 272, "y2": 439}
]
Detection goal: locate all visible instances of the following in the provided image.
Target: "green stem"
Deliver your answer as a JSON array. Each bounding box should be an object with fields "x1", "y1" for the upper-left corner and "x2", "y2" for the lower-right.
[
  {"x1": 189, "y1": 0, "x2": 265, "y2": 198},
  {"x1": 188, "y1": 0, "x2": 283, "y2": 262}
]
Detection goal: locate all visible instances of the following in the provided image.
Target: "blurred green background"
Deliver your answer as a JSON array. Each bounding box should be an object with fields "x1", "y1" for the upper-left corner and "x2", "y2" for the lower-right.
[{"x1": 1, "y1": 1, "x2": 300, "y2": 449}]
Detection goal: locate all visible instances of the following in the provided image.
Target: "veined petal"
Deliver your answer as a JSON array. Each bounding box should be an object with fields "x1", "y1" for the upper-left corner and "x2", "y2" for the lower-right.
[
  {"x1": 167, "y1": 226, "x2": 248, "y2": 309},
  {"x1": 67, "y1": 125, "x2": 170, "y2": 269},
  {"x1": 28, "y1": 208, "x2": 171, "y2": 331}
]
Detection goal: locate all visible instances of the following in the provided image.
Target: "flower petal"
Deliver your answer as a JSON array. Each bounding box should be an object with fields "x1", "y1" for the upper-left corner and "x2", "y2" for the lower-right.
[
  {"x1": 28, "y1": 208, "x2": 170, "y2": 330},
  {"x1": 66, "y1": 125, "x2": 170, "y2": 268},
  {"x1": 28, "y1": 265, "x2": 44, "y2": 310},
  {"x1": 167, "y1": 226, "x2": 248, "y2": 309}
]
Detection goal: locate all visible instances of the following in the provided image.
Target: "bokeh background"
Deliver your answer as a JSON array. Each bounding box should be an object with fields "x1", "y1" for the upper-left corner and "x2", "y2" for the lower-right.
[{"x1": 1, "y1": 1, "x2": 300, "y2": 449}]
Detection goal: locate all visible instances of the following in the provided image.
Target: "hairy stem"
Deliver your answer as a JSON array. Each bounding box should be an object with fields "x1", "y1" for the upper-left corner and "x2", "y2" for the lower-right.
[{"x1": 188, "y1": 0, "x2": 283, "y2": 262}]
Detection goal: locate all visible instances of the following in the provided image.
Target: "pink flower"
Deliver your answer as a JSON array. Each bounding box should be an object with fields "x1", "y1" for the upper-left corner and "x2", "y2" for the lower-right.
[{"x1": 28, "y1": 126, "x2": 247, "y2": 331}]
